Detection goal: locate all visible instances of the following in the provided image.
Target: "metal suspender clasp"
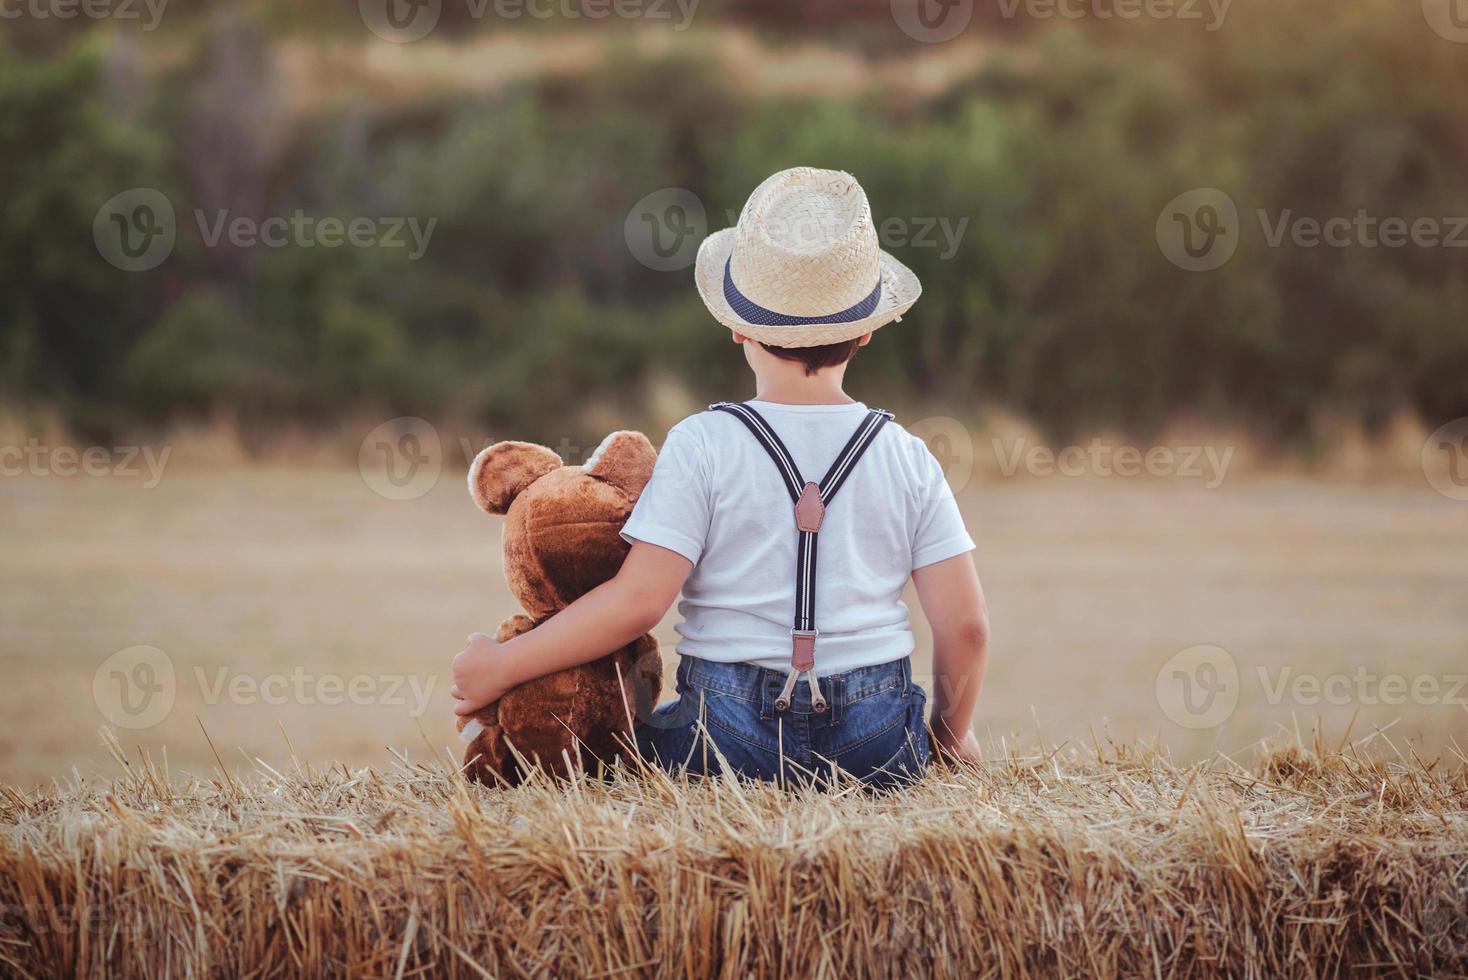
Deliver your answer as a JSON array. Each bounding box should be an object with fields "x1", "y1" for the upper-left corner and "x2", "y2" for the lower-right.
[
  {"x1": 807, "y1": 671, "x2": 828, "y2": 713},
  {"x1": 775, "y1": 671, "x2": 827, "y2": 714}
]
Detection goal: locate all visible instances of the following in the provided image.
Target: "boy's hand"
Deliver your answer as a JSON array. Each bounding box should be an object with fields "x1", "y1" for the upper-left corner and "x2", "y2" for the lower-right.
[
  {"x1": 934, "y1": 729, "x2": 984, "y2": 766},
  {"x1": 451, "y1": 633, "x2": 513, "y2": 715},
  {"x1": 912, "y1": 554, "x2": 989, "y2": 771}
]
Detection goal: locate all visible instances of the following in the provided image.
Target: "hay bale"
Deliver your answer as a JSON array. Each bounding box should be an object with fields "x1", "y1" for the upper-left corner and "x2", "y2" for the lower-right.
[{"x1": 0, "y1": 738, "x2": 1464, "y2": 978}]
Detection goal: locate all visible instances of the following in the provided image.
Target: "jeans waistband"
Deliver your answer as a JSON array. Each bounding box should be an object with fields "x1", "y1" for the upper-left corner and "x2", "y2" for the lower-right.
[{"x1": 679, "y1": 655, "x2": 915, "y2": 717}]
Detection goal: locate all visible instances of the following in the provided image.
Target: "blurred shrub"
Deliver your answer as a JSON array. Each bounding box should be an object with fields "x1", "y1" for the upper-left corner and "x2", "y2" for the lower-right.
[
  {"x1": 4, "y1": 0, "x2": 1466, "y2": 448},
  {"x1": 716, "y1": 0, "x2": 894, "y2": 30},
  {"x1": 0, "y1": 37, "x2": 167, "y2": 432},
  {"x1": 123, "y1": 289, "x2": 258, "y2": 418}
]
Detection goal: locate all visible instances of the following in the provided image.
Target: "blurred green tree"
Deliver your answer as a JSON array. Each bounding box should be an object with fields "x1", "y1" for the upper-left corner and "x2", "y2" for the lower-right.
[{"x1": 0, "y1": 37, "x2": 167, "y2": 434}]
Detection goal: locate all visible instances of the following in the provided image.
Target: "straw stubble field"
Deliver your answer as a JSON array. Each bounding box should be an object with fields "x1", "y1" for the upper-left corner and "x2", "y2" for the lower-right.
[
  {"x1": 3, "y1": 466, "x2": 1466, "y2": 782},
  {"x1": 1, "y1": 465, "x2": 1466, "y2": 976}
]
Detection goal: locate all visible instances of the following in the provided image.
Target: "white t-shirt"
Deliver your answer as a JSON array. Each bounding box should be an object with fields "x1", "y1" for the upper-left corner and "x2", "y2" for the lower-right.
[{"x1": 621, "y1": 400, "x2": 976, "y2": 675}]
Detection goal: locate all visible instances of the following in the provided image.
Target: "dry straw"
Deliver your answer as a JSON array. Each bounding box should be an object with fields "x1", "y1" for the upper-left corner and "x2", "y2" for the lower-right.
[{"x1": 1, "y1": 728, "x2": 1465, "y2": 978}]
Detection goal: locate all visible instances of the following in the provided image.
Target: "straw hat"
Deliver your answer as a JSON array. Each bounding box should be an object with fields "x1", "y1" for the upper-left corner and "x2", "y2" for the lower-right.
[{"x1": 694, "y1": 167, "x2": 922, "y2": 348}]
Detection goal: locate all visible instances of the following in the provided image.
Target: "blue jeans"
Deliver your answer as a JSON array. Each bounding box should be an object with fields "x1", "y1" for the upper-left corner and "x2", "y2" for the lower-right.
[{"x1": 635, "y1": 656, "x2": 931, "y2": 789}]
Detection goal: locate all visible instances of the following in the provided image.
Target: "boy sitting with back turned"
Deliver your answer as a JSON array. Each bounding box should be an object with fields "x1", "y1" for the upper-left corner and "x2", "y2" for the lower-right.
[{"x1": 452, "y1": 167, "x2": 989, "y2": 786}]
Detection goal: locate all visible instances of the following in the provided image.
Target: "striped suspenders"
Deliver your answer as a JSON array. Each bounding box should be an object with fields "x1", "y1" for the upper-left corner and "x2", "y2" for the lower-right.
[{"x1": 710, "y1": 401, "x2": 894, "y2": 712}]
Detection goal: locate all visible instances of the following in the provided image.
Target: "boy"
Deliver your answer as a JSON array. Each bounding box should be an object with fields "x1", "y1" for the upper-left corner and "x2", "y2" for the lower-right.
[{"x1": 452, "y1": 167, "x2": 989, "y2": 785}]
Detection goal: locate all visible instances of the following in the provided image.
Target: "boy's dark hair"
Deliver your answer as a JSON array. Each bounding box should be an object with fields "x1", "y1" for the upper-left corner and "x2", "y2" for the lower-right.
[{"x1": 759, "y1": 338, "x2": 861, "y2": 376}]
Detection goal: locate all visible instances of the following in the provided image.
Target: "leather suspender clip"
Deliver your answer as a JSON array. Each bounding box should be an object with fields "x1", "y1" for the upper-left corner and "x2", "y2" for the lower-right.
[{"x1": 781, "y1": 629, "x2": 821, "y2": 712}]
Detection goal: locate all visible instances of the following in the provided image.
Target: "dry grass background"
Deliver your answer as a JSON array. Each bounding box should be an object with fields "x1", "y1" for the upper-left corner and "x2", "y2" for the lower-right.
[
  {"x1": 0, "y1": 732, "x2": 1464, "y2": 978},
  {"x1": 1, "y1": 459, "x2": 1465, "y2": 784},
  {"x1": 2, "y1": 441, "x2": 1467, "y2": 977}
]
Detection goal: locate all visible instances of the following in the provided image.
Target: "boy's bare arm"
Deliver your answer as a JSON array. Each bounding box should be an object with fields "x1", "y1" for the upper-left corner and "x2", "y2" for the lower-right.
[
  {"x1": 452, "y1": 541, "x2": 692, "y2": 714},
  {"x1": 911, "y1": 553, "x2": 989, "y2": 763}
]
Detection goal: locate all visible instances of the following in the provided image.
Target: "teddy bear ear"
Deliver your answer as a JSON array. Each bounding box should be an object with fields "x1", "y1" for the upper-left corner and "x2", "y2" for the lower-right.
[
  {"x1": 468, "y1": 441, "x2": 563, "y2": 515},
  {"x1": 582, "y1": 430, "x2": 657, "y2": 501}
]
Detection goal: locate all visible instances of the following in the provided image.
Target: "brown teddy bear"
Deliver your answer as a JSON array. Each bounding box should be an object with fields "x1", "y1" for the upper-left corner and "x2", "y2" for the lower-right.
[{"x1": 456, "y1": 431, "x2": 663, "y2": 785}]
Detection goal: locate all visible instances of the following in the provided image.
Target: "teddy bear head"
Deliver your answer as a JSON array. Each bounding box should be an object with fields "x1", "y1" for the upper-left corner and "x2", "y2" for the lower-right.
[{"x1": 468, "y1": 431, "x2": 657, "y2": 621}]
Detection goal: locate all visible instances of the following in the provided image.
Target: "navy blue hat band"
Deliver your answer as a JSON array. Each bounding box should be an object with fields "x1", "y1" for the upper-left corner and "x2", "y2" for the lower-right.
[{"x1": 723, "y1": 257, "x2": 882, "y2": 327}]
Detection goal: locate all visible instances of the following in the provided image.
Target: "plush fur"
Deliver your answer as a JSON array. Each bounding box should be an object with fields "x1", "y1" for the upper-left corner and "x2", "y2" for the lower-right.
[{"x1": 456, "y1": 431, "x2": 662, "y2": 785}]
